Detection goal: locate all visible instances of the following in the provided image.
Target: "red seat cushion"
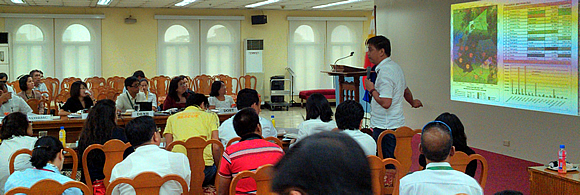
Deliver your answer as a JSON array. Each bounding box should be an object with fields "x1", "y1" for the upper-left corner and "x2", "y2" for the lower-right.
[{"x1": 299, "y1": 89, "x2": 336, "y2": 100}]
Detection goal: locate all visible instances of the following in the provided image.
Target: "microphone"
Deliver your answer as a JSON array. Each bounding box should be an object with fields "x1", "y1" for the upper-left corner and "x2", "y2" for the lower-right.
[
  {"x1": 333, "y1": 51, "x2": 355, "y2": 65},
  {"x1": 366, "y1": 66, "x2": 371, "y2": 78}
]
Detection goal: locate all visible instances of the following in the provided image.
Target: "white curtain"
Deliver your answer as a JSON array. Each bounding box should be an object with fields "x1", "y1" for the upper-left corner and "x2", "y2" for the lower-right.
[
  {"x1": 200, "y1": 20, "x2": 240, "y2": 77},
  {"x1": 55, "y1": 19, "x2": 101, "y2": 79},
  {"x1": 288, "y1": 21, "x2": 328, "y2": 91},
  {"x1": 326, "y1": 21, "x2": 363, "y2": 69},
  {"x1": 157, "y1": 20, "x2": 200, "y2": 77},
  {"x1": 5, "y1": 18, "x2": 54, "y2": 78}
]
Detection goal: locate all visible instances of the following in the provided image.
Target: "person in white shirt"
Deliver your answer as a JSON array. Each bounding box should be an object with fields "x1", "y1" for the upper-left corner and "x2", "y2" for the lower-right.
[
  {"x1": 110, "y1": 116, "x2": 191, "y2": 195},
  {"x1": 138, "y1": 78, "x2": 158, "y2": 111},
  {"x1": 0, "y1": 73, "x2": 15, "y2": 93},
  {"x1": 290, "y1": 93, "x2": 337, "y2": 147},
  {"x1": 335, "y1": 100, "x2": 376, "y2": 156},
  {"x1": 398, "y1": 121, "x2": 483, "y2": 195},
  {"x1": 29, "y1": 70, "x2": 49, "y2": 99},
  {"x1": 116, "y1": 76, "x2": 147, "y2": 112},
  {"x1": 0, "y1": 83, "x2": 33, "y2": 114},
  {"x1": 208, "y1": 81, "x2": 235, "y2": 109},
  {"x1": 363, "y1": 36, "x2": 422, "y2": 160},
  {"x1": 0, "y1": 112, "x2": 38, "y2": 195},
  {"x1": 219, "y1": 89, "x2": 276, "y2": 147}
]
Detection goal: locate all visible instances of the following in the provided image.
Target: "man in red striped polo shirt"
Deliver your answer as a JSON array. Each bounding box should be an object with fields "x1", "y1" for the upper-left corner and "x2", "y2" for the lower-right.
[{"x1": 218, "y1": 108, "x2": 284, "y2": 195}]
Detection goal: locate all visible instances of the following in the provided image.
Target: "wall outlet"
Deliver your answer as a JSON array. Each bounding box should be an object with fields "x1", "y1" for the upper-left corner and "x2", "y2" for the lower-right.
[{"x1": 503, "y1": 140, "x2": 510, "y2": 147}]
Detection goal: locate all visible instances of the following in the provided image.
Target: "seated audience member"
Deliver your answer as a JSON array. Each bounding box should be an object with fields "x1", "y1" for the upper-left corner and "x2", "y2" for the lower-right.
[
  {"x1": 59, "y1": 81, "x2": 94, "y2": 115},
  {"x1": 0, "y1": 82, "x2": 33, "y2": 114},
  {"x1": 77, "y1": 99, "x2": 133, "y2": 192},
  {"x1": 0, "y1": 72, "x2": 15, "y2": 93},
  {"x1": 17, "y1": 75, "x2": 45, "y2": 114},
  {"x1": 418, "y1": 112, "x2": 477, "y2": 177},
  {"x1": 399, "y1": 121, "x2": 483, "y2": 195},
  {"x1": 163, "y1": 76, "x2": 190, "y2": 110},
  {"x1": 29, "y1": 69, "x2": 49, "y2": 99},
  {"x1": 116, "y1": 76, "x2": 147, "y2": 112},
  {"x1": 208, "y1": 81, "x2": 235, "y2": 109},
  {"x1": 335, "y1": 100, "x2": 376, "y2": 156},
  {"x1": 291, "y1": 93, "x2": 337, "y2": 147},
  {"x1": 0, "y1": 112, "x2": 37, "y2": 194},
  {"x1": 272, "y1": 131, "x2": 372, "y2": 195},
  {"x1": 139, "y1": 78, "x2": 158, "y2": 111},
  {"x1": 164, "y1": 93, "x2": 220, "y2": 186},
  {"x1": 218, "y1": 108, "x2": 284, "y2": 195},
  {"x1": 123, "y1": 70, "x2": 147, "y2": 93},
  {"x1": 219, "y1": 89, "x2": 277, "y2": 146},
  {"x1": 494, "y1": 190, "x2": 523, "y2": 195},
  {"x1": 110, "y1": 116, "x2": 191, "y2": 195},
  {"x1": 4, "y1": 136, "x2": 82, "y2": 195}
]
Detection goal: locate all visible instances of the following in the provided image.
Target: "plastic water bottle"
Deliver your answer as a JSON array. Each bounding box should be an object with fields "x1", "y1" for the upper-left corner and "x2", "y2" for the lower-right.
[
  {"x1": 558, "y1": 144, "x2": 567, "y2": 174},
  {"x1": 271, "y1": 115, "x2": 276, "y2": 128},
  {"x1": 59, "y1": 126, "x2": 66, "y2": 148}
]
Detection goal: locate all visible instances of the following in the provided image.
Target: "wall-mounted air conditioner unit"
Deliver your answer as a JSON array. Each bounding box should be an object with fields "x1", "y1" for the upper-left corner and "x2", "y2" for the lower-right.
[{"x1": 244, "y1": 39, "x2": 263, "y2": 73}]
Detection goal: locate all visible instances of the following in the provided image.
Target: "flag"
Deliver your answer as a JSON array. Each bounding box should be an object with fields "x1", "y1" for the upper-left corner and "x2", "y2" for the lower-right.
[{"x1": 363, "y1": 6, "x2": 377, "y2": 103}]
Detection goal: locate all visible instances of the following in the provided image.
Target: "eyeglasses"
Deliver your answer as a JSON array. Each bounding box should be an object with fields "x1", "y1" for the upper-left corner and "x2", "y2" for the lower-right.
[
  {"x1": 131, "y1": 84, "x2": 140, "y2": 88},
  {"x1": 179, "y1": 82, "x2": 188, "y2": 87}
]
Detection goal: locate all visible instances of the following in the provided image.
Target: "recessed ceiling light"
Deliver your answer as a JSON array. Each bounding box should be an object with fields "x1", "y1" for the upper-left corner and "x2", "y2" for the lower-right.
[
  {"x1": 245, "y1": 0, "x2": 280, "y2": 8},
  {"x1": 11, "y1": 0, "x2": 25, "y2": 4},
  {"x1": 313, "y1": 0, "x2": 362, "y2": 9},
  {"x1": 97, "y1": 0, "x2": 112, "y2": 6},
  {"x1": 175, "y1": 0, "x2": 196, "y2": 7}
]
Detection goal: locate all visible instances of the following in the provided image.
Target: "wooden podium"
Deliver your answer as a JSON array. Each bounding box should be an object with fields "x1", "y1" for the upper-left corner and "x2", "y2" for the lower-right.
[{"x1": 322, "y1": 65, "x2": 367, "y2": 103}]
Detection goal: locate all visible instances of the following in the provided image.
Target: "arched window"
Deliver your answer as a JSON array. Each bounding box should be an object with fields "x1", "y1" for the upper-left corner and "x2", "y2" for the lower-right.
[
  {"x1": 60, "y1": 24, "x2": 93, "y2": 78},
  {"x1": 159, "y1": 23, "x2": 197, "y2": 76},
  {"x1": 294, "y1": 25, "x2": 315, "y2": 42},
  {"x1": 165, "y1": 25, "x2": 190, "y2": 43},
  {"x1": 13, "y1": 24, "x2": 47, "y2": 76},
  {"x1": 328, "y1": 24, "x2": 358, "y2": 67},
  {"x1": 288, "y1": 22, "x2": 327, "y2": 91},
  {"x1": 201, "y1": 22, "x2": 240, "y2": 77},
  {"x1": 15, "y1": 24, "x2": 44, "y2": 42},
  {"x1": 63, "y1": 24, "x2": 91, "y2": 42}
]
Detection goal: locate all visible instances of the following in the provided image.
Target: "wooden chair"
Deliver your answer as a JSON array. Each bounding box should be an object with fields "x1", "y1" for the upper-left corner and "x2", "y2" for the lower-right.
[
  {"x1": 97, "y1": 88, "x2": 121, "y2": 101},
  {"x1": 229, "y1": 164, "x2": 274, "y2": 195},
  {"x1": 449, "y1": 151, "x2": 489, "y2": 188},
  {"x1": 166, "y1": 136, "x2": 224, "y2": 195},
  {"x1": 54, "y1": 92, "x2": 69, "y2": 115},
  {"x1": 226, "y1": 137, "x2": 242, "y2": 147},
  {"x1": 8, "y1": 80, "x2": 20, "y2": 93},
  {"x1": 226, "y1": 136, "x2": 282, "y2": 148},
  {"x1": 238, "y1": 75, "x2": 257, "y2": 90},
  {"x1": 60, "y1": 77, "x2": 81, "y2": 94},
  {"x1": 367, "y1": 155, "x2": 405, "y2": 195},
  {"x1": 151, "y1": 75, "x2": 171, "y2": 98},
  {"x1": 9, "y1": 148, "x2": 78, "y2": 179},
  {"x1": 106, "y1": 172, "x2": 189, "y2": 195},
  {"x1": 85, "y1": 76, "x2": 107, "y2": 90},
  {"x1": 377, "y1": 126, "x2": 422, "y2": 173},
  {"x1": 214, "y1": 74, "x2": 239, "y2": 95},
  {"x1": 26, "y1": 99, "x2": 45, "y2": 114},
  {"x1": 193, "y1": 75, "x2": 213, "y2": 95},
  {"x1": 107, "y1": 76, "x2": 125, "y2": 93},
  {"x1": 5, "y1": 179, "x2": 91, "y2": 195},
  {"x1": 41, "y1": 77, "x2": 60, "y2": 101},
  {"x1": 82, "y1": 139, "x2": 132, "y2": 191}
]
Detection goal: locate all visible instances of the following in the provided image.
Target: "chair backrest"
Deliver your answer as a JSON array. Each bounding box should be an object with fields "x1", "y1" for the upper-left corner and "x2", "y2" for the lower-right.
[
  {"x1": 214, "y1": 74, "x2": 239, "y2": 95},
  {"x1": 449, "y1": 151, "x2": 489, "y2": 188},
  {"x1": 106, "y1": 172, "x2": 189, "y2": 195},
  {"x1": 106, "y1": 76, "x2": 125, "y2": 94},
  {"x1": 226, "y1": 137, "x2": 242, "y2": 147},
  {"x1": 5, "y1": 179, "x2": 91, "y2": 195},
  {"x1": 8, "y1": 80, "x2": 21, "y2": 93},
  {"x1": 367, "y1": 155, "x2": 405, "y2": 195},
  {"x1": 60, "y1": 77, "x2": 81, "y2": 94},
  {"x1": 85, "y1": 77, "x2": 107, "y2": 90},
  {"x1": 82, "y1": 139, "x2": 132, "y2": 191},
  {"x1": 41, "y1": 77, "x2": 60, "y2": 101},
  {"x1": 193, "y1": 75, "x2": 213, "y2": 95},
  {"x1": 26, "y1": 99, "x2": 44, "y2": 114},
  {"x1": 151, "y1": 75, "x2": 171, "y2": 98},
  {"x1": 229, "y1": 164, "x2": 274, "y2": 195},
  {"x1": 9, "y1": 148, "x2": 78, "y2": 179},
  {"x1": 377, "y1": 126, "x2": 421, "y2": 173},
  {"x1": 166, "y1": 136, "x2": 224, "y2": 195},
  {"x1": 96, "y1": 88, "x2": 120, "y2": 101},
  {"x1": 263, "y1": 137, "x2": 283, "y2": 148},
  {"x1": 238, "y1": 75, "x2": 257, "y2": 90}
]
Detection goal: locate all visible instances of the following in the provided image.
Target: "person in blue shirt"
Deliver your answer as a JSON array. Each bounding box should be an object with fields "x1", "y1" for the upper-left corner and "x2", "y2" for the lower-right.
[{"x1": 4, "y1": 136, "x2": 82, "y2": 195}]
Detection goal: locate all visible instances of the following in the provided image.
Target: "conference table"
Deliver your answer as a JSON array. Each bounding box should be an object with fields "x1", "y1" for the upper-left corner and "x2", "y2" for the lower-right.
[{"x1": 528, "y1": 166, "x2": 580, "y2": 195}]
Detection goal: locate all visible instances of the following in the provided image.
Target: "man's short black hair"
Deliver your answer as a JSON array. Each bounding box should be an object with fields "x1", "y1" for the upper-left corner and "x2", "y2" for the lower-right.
[
  {"x1": 366, "y1": 35, "x2": 391, "y2": 57},
  {"x1": 29, "y1": 69, "x2": 43, "y2": 77},
  {"x1": 494, "y1": 190, "x2": 523, "y2": 195},
  {"x1": 335, "y1": 100, "x2": 364, "y2": 130},
  {"x1": 125, "y1": 116, "x2": 157, "y2": 147},
  {"x1": 124, "y1": 76, "x2": 139, "y2": 89},
  {"x1": 421, "y1": 122, "x2": 453, "y2": 162},
  {"x1": 132, "y1": 70, "x2": 146, "y2": 79},
  {"x1": 236, "y1": 89, "x2": 259, "y2": 110},
  {"x1": 0, "y1": 73, "x2": 8, "y2": 80},
  {"x1": 233, "y1": 108, "x2": 259, "y2": 137},
  {"x1": 186, "y1": 93, "x2": 209, "y2": 108},
  {"x1": 272, "y1": 131, "x2": 372, "y2": 195}
]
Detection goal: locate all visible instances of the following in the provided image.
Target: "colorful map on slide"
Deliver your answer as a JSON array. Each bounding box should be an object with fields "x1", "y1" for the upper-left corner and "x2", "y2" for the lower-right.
[{"x1": 451, "y1": 0, "x2": 579, "y2": 115}]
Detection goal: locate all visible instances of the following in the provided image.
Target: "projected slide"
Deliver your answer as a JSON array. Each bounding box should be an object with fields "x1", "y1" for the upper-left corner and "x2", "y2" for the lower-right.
[{"x1": 451, "y1": 0, "x2": 579, "y2": 115}]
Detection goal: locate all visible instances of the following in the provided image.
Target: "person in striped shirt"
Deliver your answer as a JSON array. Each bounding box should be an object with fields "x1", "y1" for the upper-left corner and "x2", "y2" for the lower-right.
[{"x1": 218, "y1": 108, "x2": 284, "y2": 195}]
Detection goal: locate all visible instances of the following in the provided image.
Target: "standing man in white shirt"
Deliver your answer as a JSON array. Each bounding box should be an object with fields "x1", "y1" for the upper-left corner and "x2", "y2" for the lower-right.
[
  {"x1": 399, "y1": 121, "x2": 483, "y2": 195},
  {"x1": 116, "y1": 76, "x2": 147, "y2": 112},
  {"x1": 29, "y1": 70, "x2": 49, "y2": 99},
  {"x1": 364, "y1": 35, "x2": 422, "y2": 161},
  {"x1": 218, "y1": 89, "x2": 277, "y2": 147},
  {"x1": 0, "y1": 83, "x2": 33, "y2": 114},
  {"x1": 110, "y1": 116, "x2": 191, "y2": 195},
  {"x1": 0, "y1": 73, "x2": 15, "y2": 93}
]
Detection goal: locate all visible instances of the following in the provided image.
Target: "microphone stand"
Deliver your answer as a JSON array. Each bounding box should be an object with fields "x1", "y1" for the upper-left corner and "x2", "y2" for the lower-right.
[{"x1": 331, "y1": 52, "x2": 355, "y2": 71}]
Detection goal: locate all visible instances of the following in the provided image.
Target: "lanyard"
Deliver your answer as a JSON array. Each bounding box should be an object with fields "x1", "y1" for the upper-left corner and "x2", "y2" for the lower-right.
[
  {"x1": 35, "y1": 168, "x2": 55, "y2": 173},
  {"x1": 126, "y1": 91, "x2": 134, "y2": 108},
  {"x1": 426, "y1": 166, "x2": 454, "y2": 170}
]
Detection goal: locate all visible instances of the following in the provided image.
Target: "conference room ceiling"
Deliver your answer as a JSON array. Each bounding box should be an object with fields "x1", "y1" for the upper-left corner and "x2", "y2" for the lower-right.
[{"x1": 0, "y1": 0, "x2": 375, "y2": 11}]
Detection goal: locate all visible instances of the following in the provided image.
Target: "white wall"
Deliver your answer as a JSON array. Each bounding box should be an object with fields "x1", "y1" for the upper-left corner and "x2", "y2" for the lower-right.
[{"x1": 376, "y1": 0, "x2": 580, "y2": 163}]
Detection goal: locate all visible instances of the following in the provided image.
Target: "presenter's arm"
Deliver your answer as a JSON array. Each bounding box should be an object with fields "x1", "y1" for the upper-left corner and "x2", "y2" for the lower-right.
[
  {"x1": 404, "y1": 87, "x2": 423, "y2": 108},
  {"x1": 365, "y1": 78, "x2": 392, "y2": 109}
]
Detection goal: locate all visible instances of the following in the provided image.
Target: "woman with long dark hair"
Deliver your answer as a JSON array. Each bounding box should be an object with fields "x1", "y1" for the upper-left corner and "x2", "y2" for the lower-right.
[
  {"x1": 208, "y1": 81, "x2": 234, "y2": 109},
  {"x1": 77, "y1": 99, "x2": 133, "y2": 192},
  {"x1": 162, "y1": 76, "x2": 190, "y2": 110},
  {"x1": 16, "y1": 75, "x2": 45, "y2": 114},
  {"x1": 0, "y1": 112, "x2": 37, "y2": 194},
  {"x1": 4, "y1": 136, "x2": 83, "y2": 195},
  {"x1": 59, "y1": 81, "x2": 94, "y2": 115},
  {"x1": 290, "y1": 93, "x2": 337, "y2": 147}
]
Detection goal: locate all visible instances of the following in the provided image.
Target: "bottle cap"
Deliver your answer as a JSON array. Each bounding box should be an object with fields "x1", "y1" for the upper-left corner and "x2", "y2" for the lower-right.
[
  {"x1": 560, "y1": 144, "x2": 565, "y2": 149},
  {"x1": 271, "y1": 115, "x2": 274, "y2": 118},
  {"x1": 60, "y1": 126, "x2": 64, "y2": 129}
]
